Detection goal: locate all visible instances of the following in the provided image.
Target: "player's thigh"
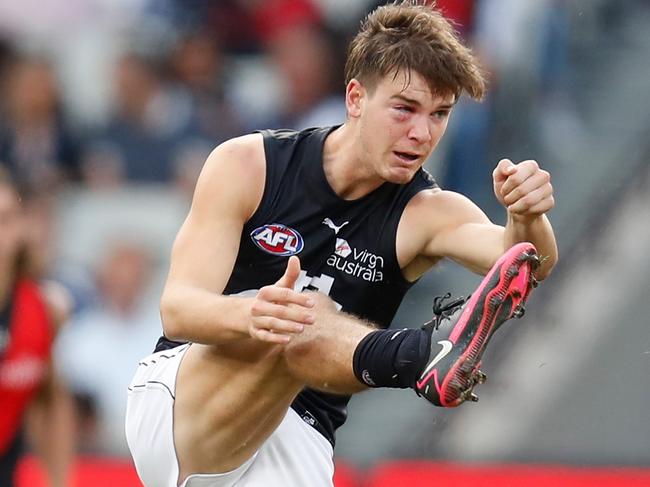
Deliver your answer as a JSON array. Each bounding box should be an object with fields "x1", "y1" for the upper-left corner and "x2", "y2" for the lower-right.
[{"x1": 173, "y1": 342, "x2": 302, "y2": 476}]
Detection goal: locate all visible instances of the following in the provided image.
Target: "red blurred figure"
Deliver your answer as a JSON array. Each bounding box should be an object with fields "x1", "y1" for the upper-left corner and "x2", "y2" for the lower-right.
[{"x1": 0, "y1": 168, "x2": 74, "y2": 487}]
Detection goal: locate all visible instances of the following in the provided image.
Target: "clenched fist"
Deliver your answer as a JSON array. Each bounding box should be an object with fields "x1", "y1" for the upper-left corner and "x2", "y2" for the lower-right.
[{"x1": 493, "y1": 159, "x2": 555, "y2": 221}]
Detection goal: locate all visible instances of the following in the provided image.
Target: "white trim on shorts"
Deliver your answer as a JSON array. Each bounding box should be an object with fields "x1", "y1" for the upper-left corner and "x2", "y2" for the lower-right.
[{"x1": 125, "y1": 344, "x2": 335, "y2": 487}]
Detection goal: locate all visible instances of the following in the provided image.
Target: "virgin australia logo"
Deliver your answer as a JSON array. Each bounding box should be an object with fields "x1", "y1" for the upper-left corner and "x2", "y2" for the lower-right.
[{"x1": 327, "y1": 240, "x2": 385, "y2": 283}]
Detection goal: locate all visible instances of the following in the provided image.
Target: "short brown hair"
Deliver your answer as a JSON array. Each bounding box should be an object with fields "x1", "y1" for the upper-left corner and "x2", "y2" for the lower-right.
[{"x1": 345, "y1": 1, "x2": 485, "y2": 100}]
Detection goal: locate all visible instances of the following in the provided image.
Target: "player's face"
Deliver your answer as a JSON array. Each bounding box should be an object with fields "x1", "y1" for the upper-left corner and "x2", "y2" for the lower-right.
[
  {"x1": 354, "y1": 70, "x2": 454, "y2": 184},
  {"x1": 0, "y1": 184, "x2": 24, "y2": 262}
]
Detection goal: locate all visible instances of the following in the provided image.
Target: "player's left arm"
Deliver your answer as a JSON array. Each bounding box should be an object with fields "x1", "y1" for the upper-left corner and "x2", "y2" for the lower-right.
[
  {"x1": 493, "y1": 158, "x2": 558, "y2": 279},
  {"x1": 25, "y1": 281, "x2": 75, "y2": 487},
  {"x1": 403, "y1": 160, "x2": 557, "y2": 280}
]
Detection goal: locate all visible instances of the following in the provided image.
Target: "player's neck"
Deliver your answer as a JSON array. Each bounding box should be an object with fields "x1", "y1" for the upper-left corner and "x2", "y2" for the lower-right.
[{"x1": 322, "y1": 123, "x2": 384, "y2": 200}]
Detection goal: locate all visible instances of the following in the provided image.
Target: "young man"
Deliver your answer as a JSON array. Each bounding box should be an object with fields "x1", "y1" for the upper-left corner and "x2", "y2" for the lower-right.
[{"x1": 126, "y1": 2, "x2": 558, "y2": 486}]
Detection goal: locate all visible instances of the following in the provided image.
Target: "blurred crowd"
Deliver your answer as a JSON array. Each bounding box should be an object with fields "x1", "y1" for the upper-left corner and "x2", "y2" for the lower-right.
[{"x1": 0, "y1": 0, "x2": 637, "y2": 465}]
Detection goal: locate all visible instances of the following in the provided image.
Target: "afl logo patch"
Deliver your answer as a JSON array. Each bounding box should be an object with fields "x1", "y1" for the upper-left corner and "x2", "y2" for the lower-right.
[{"x1": 250, "y1": 223, "x2": 304, "y2": 256}]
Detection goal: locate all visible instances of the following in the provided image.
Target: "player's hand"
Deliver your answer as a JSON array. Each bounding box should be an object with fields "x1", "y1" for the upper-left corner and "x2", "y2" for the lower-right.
[
  {"x1": 248, "y1": 256, "x2": 315, "y2": 344},
  {"x1": 493, "y1": 159, "x2": 554, "y2": 222}
]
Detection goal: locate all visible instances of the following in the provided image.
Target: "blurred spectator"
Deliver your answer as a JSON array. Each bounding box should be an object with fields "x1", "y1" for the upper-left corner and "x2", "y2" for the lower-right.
[
  {"x1": 260, "y1": 22, "x2": 346, "y2": 130},
  {"x1": 472, "y1": 0, "x2": 553, "y2": 161},
  {"x1": 81, "y1": 52, "x2": 200, "y2": 187},
  {"x1": 156, "y1": 0, "x2": 261, "y2": 54},
  {"x1": 310, "y1": 0, "x2": 375, "y2": 32},
  {"x1": 165, "y1": 31, "x2": 242, "y2": 194},
  {"x1": 168, "y1": 0, "x2": 323, "y2": 54},
  {"x1": 168, "y1": 30, "x2": 244, "y2": 198},
  {"x1": 56, "y1": 240, "x2": 162, "y2": 455},
  {"x1": 169, "y1": 31, "x2": 242, "y2": 141},
  {"x1": 0, "y1": 56, "x2": 80, "y2": 193},
  {"x1": 20, "y1": 191, "x2": 59, "y2": 282},
  {"x1": 0, "y1": 37, "x2": 14, "y2": 79},
  {"x1": 244, "y1": 0, "x2": 348, "y2": 129},
  {"x1": 250, "y1": 0, "x2": 322, "y2": 43},
  {"x1": 0, "y1": 167, "x2": 74, "y2": 487}
]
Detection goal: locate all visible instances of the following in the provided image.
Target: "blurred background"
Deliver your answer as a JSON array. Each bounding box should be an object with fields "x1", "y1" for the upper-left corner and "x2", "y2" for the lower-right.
[{"x1": 1, "y1": 0, "x2": 649, "y2": 484}]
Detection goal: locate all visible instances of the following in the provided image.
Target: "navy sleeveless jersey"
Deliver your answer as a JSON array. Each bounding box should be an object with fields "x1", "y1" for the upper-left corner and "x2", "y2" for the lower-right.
[{"x1": 156, "y1": 126, "x2": 437, "y2": 445}]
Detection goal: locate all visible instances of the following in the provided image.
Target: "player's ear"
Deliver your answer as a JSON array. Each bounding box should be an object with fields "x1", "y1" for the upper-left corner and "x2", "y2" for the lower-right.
[{"x1": 345, "y1": 78, "x2": 365, "y2": 119}]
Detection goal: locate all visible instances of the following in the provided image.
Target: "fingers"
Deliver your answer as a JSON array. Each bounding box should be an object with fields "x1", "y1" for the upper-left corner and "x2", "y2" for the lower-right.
[
  {"x1": 249, "y1": 302, "x2": 313, "y2": 343},
  {"x1": 257, "y1": 284, "x2": 314, "y2": 308},
  {"x1": 498, "y1": 159, "x2": 539, "y2": 196},
  {"x1": 501, "y1": 168, "x2": 550, "y2": 206},
  {"x1": 495, "y1": 160, "x2": 554, "y2": 216},
  {"x1": 250, "y1": 328, "x2": 295, "y2": 344},
  {"x1": 507, "y1": 183, "x2": 555, "y2": 215},
  {"x1": 275, "y1": 255, "x2": 301, "y2": 289},
  {"x1": 251, "y1": 300, "x2": 315, "y2": 325},
  {"x1": 492, "y1": 158, "x2": 516, "y2": 184},
  {"x1": 249, "y1": 317, "x2": 308, "y2": 343},
  {"x1": 250, "y1": 258, "x2": 315, "y2": 343}
]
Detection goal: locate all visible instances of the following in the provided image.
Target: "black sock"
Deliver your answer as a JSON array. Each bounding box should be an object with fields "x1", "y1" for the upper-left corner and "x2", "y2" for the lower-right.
[{"x1": 353, "y1": 328, "x2": 431, "y2": 389}]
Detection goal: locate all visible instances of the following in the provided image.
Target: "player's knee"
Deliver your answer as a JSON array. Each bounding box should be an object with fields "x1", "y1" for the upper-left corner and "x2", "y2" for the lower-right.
[
  {"x1": 282, "y1": 327, "x2": 315, "y2": 367},
  {"x1": 281, "y1": 292, "x2": 337, "y2": 370}
]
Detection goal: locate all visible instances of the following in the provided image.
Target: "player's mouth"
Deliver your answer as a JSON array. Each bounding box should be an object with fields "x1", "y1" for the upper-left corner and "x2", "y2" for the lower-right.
[{"x1": 393, "y1": 151, "x2": 422, "y2": 164}]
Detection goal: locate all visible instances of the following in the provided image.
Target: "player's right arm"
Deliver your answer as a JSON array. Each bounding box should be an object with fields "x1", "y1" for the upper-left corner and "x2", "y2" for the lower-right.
[{"x1": 160, "y1": 134, "x2": 315, "y2": 345}]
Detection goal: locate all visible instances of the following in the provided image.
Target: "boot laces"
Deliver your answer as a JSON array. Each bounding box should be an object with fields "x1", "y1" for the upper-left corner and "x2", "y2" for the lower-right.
[{"x1": 431, "y1": 293, "x2": 468, "y2": 330}]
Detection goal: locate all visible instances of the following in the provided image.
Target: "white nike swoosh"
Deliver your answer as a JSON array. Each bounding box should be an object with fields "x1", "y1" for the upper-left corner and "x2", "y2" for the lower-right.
[{"x1": 419, "y1": 340, "x2": 454, "y2": 378}]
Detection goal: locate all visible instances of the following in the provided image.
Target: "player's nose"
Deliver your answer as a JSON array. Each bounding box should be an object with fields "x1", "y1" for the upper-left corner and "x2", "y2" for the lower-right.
[{"x1": 407, "y1": 117, "x2": 432, "y2": 144}]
